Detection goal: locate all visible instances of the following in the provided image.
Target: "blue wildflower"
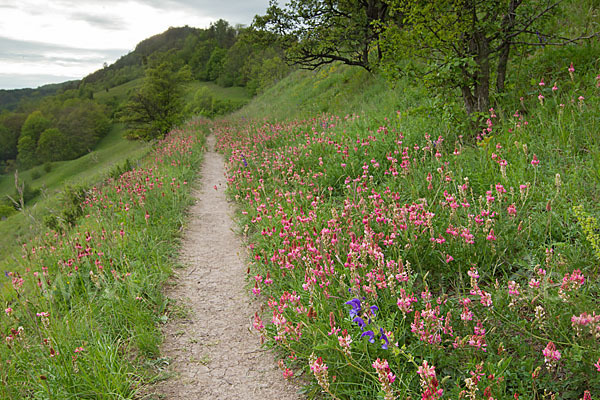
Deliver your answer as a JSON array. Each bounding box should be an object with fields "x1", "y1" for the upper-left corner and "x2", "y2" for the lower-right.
[
  {"x1": 379, "y1": 328, "x2": 389, "y2": 350},
  {"x1": 345, "y1": 298, "x2": 362, "y2": 318},
  {"x1": 361, "y1": 330, "x2": 376, "y2": 343},
  {"x1": 353, "y1": 316, "x2": 367, "y2": 330}
]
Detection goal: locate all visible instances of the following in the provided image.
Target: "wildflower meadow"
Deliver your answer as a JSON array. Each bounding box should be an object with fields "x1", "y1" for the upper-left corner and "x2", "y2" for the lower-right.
[
  {"x1": 0, "y1": 120, "x2": 206, "y2": 398},
  {"x1": 216, "y1": 63, "x2": 600, "y2": 399}
]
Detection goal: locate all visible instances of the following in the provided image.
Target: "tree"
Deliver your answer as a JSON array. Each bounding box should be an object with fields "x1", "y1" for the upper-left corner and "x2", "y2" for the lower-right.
[
  {"x1": 20, "y1": 111, "x2": 51, "y2": 143},
  {"x1": 121, "y1": 57, "x2": 192, "y2": 140},
  {"x1": 0, "y1": 122, "x2": 18, "y2": 162},
  {"x1": 381, "y1": 0, "x2": 599, "y2": 121},
  {"x1": 16, "y1": 134, "x2": 38, "y2": 168},
  {"x1": 0, "y1": 112, "x2": 26, "y2": 163},
  {"x1": 17, "y1": 111, "x2": 51, "y2": 168},
  {"x1": 37, "y1": 128, "x2": 69, "y2": 162},
  {"x1": 57, "y1": 99, "x2": 110, "y2": 158},
  {"x1": 254, "y1": 0, "x2": 390, "y2": 71},
  {"x1": 206, "y1": 47, "x2": 228, "y2": 81},
  {"x1": 207, "y1": 19, "x2": 238, "y2": 48}
]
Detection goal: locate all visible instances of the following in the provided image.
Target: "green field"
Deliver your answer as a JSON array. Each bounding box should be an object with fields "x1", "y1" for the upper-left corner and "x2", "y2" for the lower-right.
[{"x1": 0, "y1": 123, "x2": 150, "y2": 262}]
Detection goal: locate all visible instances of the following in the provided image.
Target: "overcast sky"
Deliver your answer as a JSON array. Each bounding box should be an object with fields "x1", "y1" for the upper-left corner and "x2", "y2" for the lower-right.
[{"x1": 0, "y1": 0, "x2": 272, "y2": 90}]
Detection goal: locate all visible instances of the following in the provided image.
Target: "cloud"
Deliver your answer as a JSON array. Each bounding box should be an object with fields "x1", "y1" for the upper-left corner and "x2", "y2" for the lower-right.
[
  {"x1": 0, "y1": 36, "x2": 126, "y2": 89},
  {"x1": 0, "y1": 0, "x2": 273, "y2": 89},
  {"x1": 148, "y1": 0, "x2": 271, "y2": 24},
  {"x1": 52, "y1": 0, "x2": 271, "y2": 25},
  {"x1": 70, "y1": 12, "x2": 127, "y2": 30}
]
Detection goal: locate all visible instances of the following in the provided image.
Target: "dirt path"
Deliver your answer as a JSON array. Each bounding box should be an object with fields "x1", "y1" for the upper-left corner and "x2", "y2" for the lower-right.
[{"x1": 153, "y1": 134, "x2": 300, "y2": 400}]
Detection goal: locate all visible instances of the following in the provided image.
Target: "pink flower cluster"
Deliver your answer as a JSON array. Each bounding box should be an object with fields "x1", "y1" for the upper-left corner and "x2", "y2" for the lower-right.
[{"x1": 372, "y1": 358, "x2": 396, "y2": 400}]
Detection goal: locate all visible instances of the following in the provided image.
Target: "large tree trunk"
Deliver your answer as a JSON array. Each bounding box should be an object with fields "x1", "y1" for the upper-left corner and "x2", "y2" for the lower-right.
[
  {"x1": 474, "y1": 31, "x2": 490, "y2": 114},
  {"x1": 496, "y1": 43, "x2": 510, "y2": 93},
  {"x1": 462, "y1": 31, "x2": 491, "y2": 118},
  {"x1": 496, "y1": 0, "x2": 518, "y2": 92},
  {"x1": 461, "y1": 86, "x2": 477, "y2": 116}
]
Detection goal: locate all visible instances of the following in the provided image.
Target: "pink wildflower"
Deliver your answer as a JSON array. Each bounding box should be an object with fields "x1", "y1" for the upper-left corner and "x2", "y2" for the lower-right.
[
  {"x1": 542, "y1": 341, "x2": 561, "y2": 369},
  {"x1": 417, "y1": 360, "x2": 443, "y2": 400},
  {"x1": 372, "y1": 358, "x2": 396, "y2": 400},
  {"x1": 531, "y1": 154, "x2": 540, "y2": 166},
  {"x1": 397, "y1": 289, "x2": 418, "y2": 314}
]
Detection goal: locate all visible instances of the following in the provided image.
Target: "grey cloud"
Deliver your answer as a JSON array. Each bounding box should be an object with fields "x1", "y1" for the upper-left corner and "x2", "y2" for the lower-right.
[
  {"x1": 147, "y1": 0, "x2": 272, "y2": 24},
  {"x1": 71, "y1": 11, "x2": 127, "y2": 30},
  {"x1": 0, "y1": 36, "x2": 127, "y2": 89},
  {"x1": 52, "y1": 0, "x2": 272, "y2": 25},
  {"x1": 0, "y1": 36, "x2": 126, "y2": 60}
]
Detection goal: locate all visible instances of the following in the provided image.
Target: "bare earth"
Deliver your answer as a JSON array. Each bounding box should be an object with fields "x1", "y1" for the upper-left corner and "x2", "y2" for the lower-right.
[{"x1": 153, "y1": 134, "x2": 301, "y2": 399}]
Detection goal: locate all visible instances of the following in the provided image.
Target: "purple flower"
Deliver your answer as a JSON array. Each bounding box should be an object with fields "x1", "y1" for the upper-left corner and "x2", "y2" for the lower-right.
[
  {"x1": 353, "y1": 316, "x2": 367, "y2": 330},
  {"x1": 361, "y1": 330, "x2": 375, "y2": 343},
  {"x1": 379, "y1": 328, "x2": 389, "y2": 350},
  {"x1": 345, "y1": 298, "x2": 362, "y2": 318}
]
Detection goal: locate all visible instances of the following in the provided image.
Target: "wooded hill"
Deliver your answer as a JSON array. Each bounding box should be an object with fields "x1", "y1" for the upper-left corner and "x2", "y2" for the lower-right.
[{"x1": 0, "y1": 20, "x2": 288, "y2": 172}]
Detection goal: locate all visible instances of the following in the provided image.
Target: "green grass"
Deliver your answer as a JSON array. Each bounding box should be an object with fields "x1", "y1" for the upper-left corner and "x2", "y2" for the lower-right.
[
  {"x1": 212, "y1": 39, "x2": 600, "y2": 399},
  {"x1": 0, "y1": 120, "x2": 207, "y2": 399},
  {"x1": 0, "y1": 124, "x2": 150, "y2": 263},
  {"x1": 94, "y1": 78, "x2": 144, "y2": 105},
  {"x1": 185, "y1": 81, "x2": 251, "y2": 103}
]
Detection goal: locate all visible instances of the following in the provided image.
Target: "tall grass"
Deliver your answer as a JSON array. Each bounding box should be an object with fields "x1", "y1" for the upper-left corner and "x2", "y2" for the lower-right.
[
  {"x1": 214, "y1": 44, "x2": 600, "y2": 399},
  {"x1": 0, "y1": 119, "x2": 206, "y2": 399}
]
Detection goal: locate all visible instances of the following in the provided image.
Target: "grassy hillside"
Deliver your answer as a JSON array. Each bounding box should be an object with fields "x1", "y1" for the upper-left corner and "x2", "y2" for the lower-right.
[
  {"x1": 1, "y1": 26, "x2": 599, "y2": 398},
  {"x1": 213, "y1": 42, "x2": 600, "y2": 399},
  {"x1": 0, "y1": 123, "x2": 150, "y2": 262}
]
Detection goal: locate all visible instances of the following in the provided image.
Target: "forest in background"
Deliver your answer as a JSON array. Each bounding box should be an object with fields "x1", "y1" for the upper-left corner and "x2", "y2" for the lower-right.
[{"x1": 0, "y1": 19, "x2": 289, "y2": 217}]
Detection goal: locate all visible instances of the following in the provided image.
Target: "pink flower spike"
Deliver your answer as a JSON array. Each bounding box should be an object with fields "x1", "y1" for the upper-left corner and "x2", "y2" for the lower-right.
[
  {"x1": 552, "y1": 83, "x2": 558, "y2": 92},
  {"x1": 531, "y1": 154, "x2": 540, "y2": 166},
  {"x1": 542, "y1": 341, "x2": 561, "y2": 366},
  {"x1": 595, "y1": 358, "x2": 600, "y2": 372},
  {"x1": 568, "y1": 62, "x2": 574, "y2": 73},
  {"x1": 539, "y1": 78, "x2": 545, "y2": 86}
]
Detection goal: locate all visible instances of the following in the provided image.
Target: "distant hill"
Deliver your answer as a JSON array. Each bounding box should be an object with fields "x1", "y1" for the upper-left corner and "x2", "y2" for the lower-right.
[
  {"x1": 82, "y1": 26, "x2": 200, "y2": 89},
  {"x1": 0, "y1": 80, "x2": 79, "y2": 111},
  {"x1": 0, "y1": 26, "x2": 200, "y2": 112}
]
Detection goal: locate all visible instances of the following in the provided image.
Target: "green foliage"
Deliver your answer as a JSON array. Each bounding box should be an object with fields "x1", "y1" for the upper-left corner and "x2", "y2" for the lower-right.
[
  {"x1": 42, "y1": 184, "x2": 87, "y2": 231},
  {"x1": 0, "y1": 203, "x2": 15, "y2": 218},
  {"x1": 206, "y1": 47, "x2": 228, "y2": 81},
  {"x1": 121, "y1": 58, "x2": 192, "y2": 140},
  {"x1": 16, "y1": 134, "x2": 38, "y2": 169},
  {"x1": 0, "y1": 121, "x2": 19, "y2": 162},
  {"x1": 246, "y1": 55, "x2": 290, "y2": 95},
  {"x1": 255, "y1": 0, "x2": 389, "y2": 71},
  {"x1": 37, "y1": 128, "x2": 70, "y2": 162},
  {"x1": 20, "y1": 110, "x2": 51, "y2": 142},
  {"x1": 573, "y1": 205, "x2": 600, "y2": 262},
  {"x1": 185, "y1": 86, "x2": 249, "y2": 118},
  {"x1": 380, "y1": 0, "x2": 599, "y2": 123},
  {"x1": 56, "y1": 99, "x2": 110, "y2": 158},
  {"x1": 17, "y1": 111, "x2": 52, "y2": 167}
]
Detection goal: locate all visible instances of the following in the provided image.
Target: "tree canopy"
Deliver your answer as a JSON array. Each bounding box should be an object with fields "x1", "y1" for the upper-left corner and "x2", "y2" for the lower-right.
[
  {"x1": 254, "y1": 0, "x2": 391, "y2": 71},
  {"x1": 120, "y1": 57, "x2": 192, "y2": 140}
]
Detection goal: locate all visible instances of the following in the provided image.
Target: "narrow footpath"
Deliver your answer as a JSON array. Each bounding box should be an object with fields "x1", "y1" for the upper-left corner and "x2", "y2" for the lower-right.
[{"x1": 154, "y1": 134, "x2": 300, "y2": 399}]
